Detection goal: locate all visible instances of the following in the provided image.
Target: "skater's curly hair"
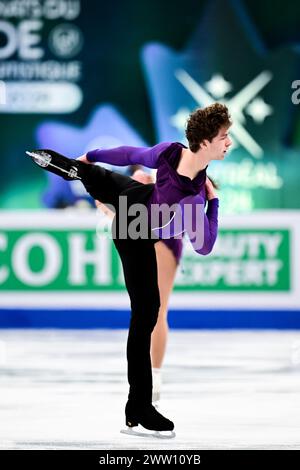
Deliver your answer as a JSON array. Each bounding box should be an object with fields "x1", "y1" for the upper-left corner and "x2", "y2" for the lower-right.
[{"x1": 186, "y1": 103, "x2": 231, "y2": 152}]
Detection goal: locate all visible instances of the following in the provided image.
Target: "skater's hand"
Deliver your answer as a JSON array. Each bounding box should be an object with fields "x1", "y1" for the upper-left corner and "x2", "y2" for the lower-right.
[
  {"x1": 205, "y1": 177, "x2": 217, "y2": 201},
  {"x1": 132, "y1": 169, "x2": 154, "y2": 184},
  {"x1": 76, "y1": 154, "x2": 92, "y2": 164}
]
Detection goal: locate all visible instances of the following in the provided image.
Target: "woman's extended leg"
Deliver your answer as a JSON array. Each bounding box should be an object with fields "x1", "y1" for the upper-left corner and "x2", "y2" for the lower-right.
[
  {"x1": 151, "y1": 241, "x2": 178, "y2": 370},
  {"x1": 151, "y1": 241, "x2": 178, "y2": 403}
]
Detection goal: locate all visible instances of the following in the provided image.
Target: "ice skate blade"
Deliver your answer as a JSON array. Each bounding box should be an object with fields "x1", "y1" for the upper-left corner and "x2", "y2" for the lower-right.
[
  {"x1": 26, "y1": 151, "x2": 81, "y2": 180},
  {"x1": 121, "y1": 425, "x2": 175, "y2": 439},
  {"x1": 26, "y1": 151, "x2": 52, "y2": 168}
]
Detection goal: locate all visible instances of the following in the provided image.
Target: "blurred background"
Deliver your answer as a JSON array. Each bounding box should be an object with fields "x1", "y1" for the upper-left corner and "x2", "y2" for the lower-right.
[{"x1": 1, "y1": 0, "x2": 300, "y2": 328}]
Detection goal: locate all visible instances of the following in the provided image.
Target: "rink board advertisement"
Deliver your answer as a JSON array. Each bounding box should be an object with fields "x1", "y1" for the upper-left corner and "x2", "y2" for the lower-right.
[{"x1": 0, "y1": 210, "x2": 299, "y2": 315}]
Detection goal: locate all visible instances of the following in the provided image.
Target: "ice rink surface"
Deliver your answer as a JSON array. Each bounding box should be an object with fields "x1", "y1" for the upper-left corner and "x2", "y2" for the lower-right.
[{"x1": 0, "y1": 328, "x2": 300, "y2": 450}]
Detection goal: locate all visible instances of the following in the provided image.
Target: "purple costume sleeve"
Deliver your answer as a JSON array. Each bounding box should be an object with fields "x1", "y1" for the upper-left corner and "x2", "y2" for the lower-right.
[
  {"x1": 197, "y1": 198, "x2": 219, "y2": 255},
  {"x1": 178, "y1": 196, "x2": 219, "y2": 256},
  {"x1": 86, "y1": 142, "x2": 171, "y2": 169}
]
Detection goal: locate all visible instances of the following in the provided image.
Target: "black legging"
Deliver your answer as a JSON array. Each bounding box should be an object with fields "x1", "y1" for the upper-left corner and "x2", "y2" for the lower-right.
[{"x1": 79, "y1": 162, "x2": 161, "y2": 408}]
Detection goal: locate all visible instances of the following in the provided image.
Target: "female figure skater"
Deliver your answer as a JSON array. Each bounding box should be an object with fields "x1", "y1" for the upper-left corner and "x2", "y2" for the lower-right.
[{"x1": 26, "y1": 103, "x2": 232, "y2": 438}]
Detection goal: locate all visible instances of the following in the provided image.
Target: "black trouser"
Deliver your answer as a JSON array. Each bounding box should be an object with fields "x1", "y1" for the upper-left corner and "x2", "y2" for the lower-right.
[{"x1": 79, "y1": 162, "x2": 160, "y2": 408}]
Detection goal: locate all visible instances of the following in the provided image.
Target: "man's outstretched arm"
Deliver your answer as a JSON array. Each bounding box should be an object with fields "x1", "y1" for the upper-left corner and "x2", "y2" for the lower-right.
[{"x1": 78, "y1": 142, "x2": 171, "y2": 169}]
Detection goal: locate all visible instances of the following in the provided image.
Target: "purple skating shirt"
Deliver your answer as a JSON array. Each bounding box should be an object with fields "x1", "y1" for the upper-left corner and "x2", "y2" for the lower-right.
[{"x1": 87, "y1": 142, "x2": 219, "y2": 257}]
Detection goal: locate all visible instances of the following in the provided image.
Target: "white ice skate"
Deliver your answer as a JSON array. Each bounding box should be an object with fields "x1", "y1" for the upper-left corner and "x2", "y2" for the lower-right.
[{"x1": 152, "y1": 367, "x2": 162, "y2": 406}]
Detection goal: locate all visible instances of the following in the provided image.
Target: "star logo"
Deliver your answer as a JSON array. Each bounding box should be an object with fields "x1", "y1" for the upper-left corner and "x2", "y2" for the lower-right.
[
  {"x1": 205, "y1": 74, "x2": 233, "y2": 99},
  {"x1": 246, "y1": 97, "x2": 273, "y2": 124}
]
